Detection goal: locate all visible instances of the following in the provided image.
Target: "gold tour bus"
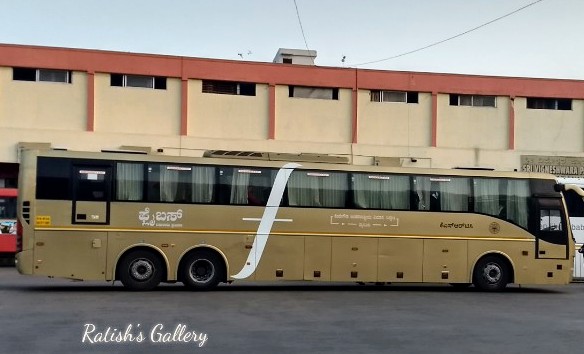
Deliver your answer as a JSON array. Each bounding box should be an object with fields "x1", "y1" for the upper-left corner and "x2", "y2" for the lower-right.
[{"x1": 15, "y1": 148, "x2": 583, "y2": 291}]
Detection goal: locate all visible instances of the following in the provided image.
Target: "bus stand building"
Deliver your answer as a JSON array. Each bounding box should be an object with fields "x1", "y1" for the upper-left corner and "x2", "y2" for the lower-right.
[{"x1": 1, "y1": 43, "x2": 583, "y2": 276}]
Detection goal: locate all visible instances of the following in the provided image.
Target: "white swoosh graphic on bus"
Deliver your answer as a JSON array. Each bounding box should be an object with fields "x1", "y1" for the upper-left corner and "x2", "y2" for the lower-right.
[{"x1": 231, "y1": 162, "x2": 301, "y2": 279}]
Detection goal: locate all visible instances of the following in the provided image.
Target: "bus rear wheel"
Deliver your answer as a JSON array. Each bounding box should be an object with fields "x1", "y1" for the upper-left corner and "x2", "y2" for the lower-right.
[
  {"x1": 118, "y1": 250, "x2": 163, "y2": 291},
  {"x1": 181, "y1": 250, "x2": 224, "y2": 291},
  {"x1": 473, "y1": 255, "x2": 509, "y2": 291}
]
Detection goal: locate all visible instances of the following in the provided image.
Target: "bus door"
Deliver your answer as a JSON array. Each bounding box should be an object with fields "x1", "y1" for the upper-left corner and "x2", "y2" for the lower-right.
[
  {"x1": 532, "y1": 197, "x2": 569, "y2": 259},
  {"x1": 72, "y1": 165, "x2": 111, "y2": 225}
]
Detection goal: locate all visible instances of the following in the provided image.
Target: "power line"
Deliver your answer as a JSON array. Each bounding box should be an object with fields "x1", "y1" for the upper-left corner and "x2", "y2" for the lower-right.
[
  {"x1": 351, "y1": 0, "x2": 545, "y2": 67},
  {"x1": 293, "y1": 0, "x2": 313, "y2": 62}
]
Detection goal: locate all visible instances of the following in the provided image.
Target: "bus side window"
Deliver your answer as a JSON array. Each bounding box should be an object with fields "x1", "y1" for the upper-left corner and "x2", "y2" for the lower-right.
[
  {"x1": 287, "y1": 170, "x2": 348, "y2": 208},
  {"x1": 116, "y1": 162, "x2": 144, "y2": 201},
  {"x1": 564, "y1": 190, "x2": 584, "y2": 217},
  {"x1": 474, "y1": 178, "x2": 503, "y2": 217},
  {"x1": 413, "y1": 176, "x2": 430, "y2": 211},
  {"x1": 413, "y1": 176, "x2": 471, "y2": 212},
  {"x1": 147, "y1": 164, "x2": 208, "y2": 204},
  {"x1": 540, "y1": 209, "x2": 563, "y2": 231},
  {"x1": 36, "y1": 157, "x2": 71, "y2": 200},
  {"x1": 352, "y1": 173, "x2": 410, "y2": 210},
  {"x1": 76, "y1": 169, "x2": 108, "y2": 201},
  {"x1": 191, "y1": 165, "x2": 215, "y2": 204},
  {"x1": 147, "y1": 165, "x2": 162, "y2": 202},
  {"x1": 225, "y1": 167, "x2": 275, "y2": 206},
  {"x1": 505, "y1": 179, "x2": 530, "y2": 229},
  {"x1": 217, "y1": 168, "x2": 232, "y2": 205},
  {"x1": 431, "y1": 177, "x2": 470, "y2": 212}
]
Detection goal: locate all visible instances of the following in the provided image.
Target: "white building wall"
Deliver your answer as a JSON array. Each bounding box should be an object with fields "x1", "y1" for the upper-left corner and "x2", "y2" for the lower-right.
[
  {"x1": 438, "y1": 95, "x2": 509, "y2": 150},
  {"x1": 515, "y1": 97, "x2": 584, "y2": 152},
  {"x1": 275, "y1": 86, "x2": 352, "y2": 143},
  {"x1": 357, "y1": 91, "x2": 432, "y2": 147},
  {"x1": 188, "y1": 80, "x2": 269, "y2": 140},
  {"x1": 0, "y1": 68, "x2": 86, "y2": 132},
  {"x1": 94, "y1": 74, "x2": 181, "y2": 136}
]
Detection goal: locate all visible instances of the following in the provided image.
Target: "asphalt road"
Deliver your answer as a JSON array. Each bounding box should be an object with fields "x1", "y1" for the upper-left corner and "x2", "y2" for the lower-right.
[{"x1": 1, "y1": 266, "x2": 583, "y2": 354}]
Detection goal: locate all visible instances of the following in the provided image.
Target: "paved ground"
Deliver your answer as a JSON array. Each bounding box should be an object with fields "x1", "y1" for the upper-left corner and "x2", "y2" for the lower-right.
[{"x1": 1, "y1": 266, "x2": 583, "y2": 354}]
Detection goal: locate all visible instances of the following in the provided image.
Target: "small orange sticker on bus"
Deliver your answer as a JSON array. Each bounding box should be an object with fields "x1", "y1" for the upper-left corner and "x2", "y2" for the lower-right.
[{"x1": 35, "y1": 216, "x2": 51, "y2": 226}]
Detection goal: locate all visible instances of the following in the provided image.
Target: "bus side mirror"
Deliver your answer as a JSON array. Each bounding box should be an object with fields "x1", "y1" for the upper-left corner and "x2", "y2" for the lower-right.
[{"x1": 554, "y1": 183, "x2": 565, "y2": 192}]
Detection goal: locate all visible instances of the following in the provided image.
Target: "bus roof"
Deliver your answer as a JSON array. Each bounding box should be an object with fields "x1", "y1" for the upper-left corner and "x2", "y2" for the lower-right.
[{"x1": 27, "y1": 148, "x2": 556, "y2": 181}]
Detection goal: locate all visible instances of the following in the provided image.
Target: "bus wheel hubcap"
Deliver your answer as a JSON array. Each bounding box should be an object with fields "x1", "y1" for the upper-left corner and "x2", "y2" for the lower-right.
[
  {"x1": 483, "y1": 264, "x2": 501, "y2": 283},
  {"x1": 130, "y1": 259, "x2": 154, "y2": 281},
  {"x1": 190, "y1": 259, "x2": 214, "y2": 283}
]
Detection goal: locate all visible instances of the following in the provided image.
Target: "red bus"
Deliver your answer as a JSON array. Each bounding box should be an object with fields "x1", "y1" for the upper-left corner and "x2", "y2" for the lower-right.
[{"x1": 0, "y1": 188, "x2": 17, "y2": 265}]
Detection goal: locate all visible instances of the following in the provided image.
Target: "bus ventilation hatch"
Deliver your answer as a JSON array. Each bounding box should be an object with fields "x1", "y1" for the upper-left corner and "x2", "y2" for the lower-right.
[
  {"x1": 203, "y1": 150, "x2": 268, "y2": 160},
  {"x1": 203, "y1": 150, "x2": 350, "y2": 164},
  {"x1": 22, "y1": 201, "x2": 30, "y2": 225}
]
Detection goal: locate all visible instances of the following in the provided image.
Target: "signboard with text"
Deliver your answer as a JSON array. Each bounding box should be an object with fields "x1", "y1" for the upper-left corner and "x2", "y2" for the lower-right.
[{"x1": 521, "y1": 155, "x2": 584, "y2": 177}]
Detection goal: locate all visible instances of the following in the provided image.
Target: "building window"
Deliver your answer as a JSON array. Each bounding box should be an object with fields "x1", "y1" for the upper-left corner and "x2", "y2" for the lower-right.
[
  {"x1": 110, "y1": 74, "x2": 167, "y2": 90},
  {"x1": 370, "y1": 90, "x2": 418, "y2": 103},
  {"x1": 202, "y1": 80, "x2": 256, "y2": 96},
  {"x1": 13, "y1": 67, "x2": 72, "y2": 83},
  {"x1": 289, "y1": 86, "x2": 339, "y2": 100},
  {"x1": 282, "y1": 58, "x2": 293, "y2": 64},
  {"x1": 450, "y1": 94, "x2": 496, "y2": 107},
  {"x1": 526, "y1": 97, "x2": 572, "y2": 110}
]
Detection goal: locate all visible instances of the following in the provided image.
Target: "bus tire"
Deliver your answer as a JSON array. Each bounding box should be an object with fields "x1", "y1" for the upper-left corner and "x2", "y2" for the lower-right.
[
  {"x1": 118, "y1": 250, "x2": 163, "y2": 291},
  {"x1": 472, "y1": 255, "x2": 509, "y2": 291},
  {"x1": 181, "y1": 250, "x2": 224, "y2": 291}
]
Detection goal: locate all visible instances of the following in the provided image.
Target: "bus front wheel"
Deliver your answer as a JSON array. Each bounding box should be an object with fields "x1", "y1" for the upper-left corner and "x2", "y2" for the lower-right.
[
  {"x1": 473, "y1": 255, "x2": 509, "y2": 291},
  {"x1": 118, "y1": 250, "x2": 163, "y2": 291},
  {"x1": 181, "y1": 250, "x2": 224, "y2": 291}
]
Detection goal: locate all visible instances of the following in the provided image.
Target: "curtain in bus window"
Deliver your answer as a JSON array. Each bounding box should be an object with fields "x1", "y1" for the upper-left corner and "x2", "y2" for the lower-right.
[
  {"x1": 159, "y1": 165, "x2": 192, "y2": 203},
  {"x1": 191, "y1": 166, "x2": 215, "y2": 203},
  {"x1": 474, "y1": 178, "x2": 501, "y2": 216},
  {"x1": 288, "y1": 171, "x2": 347, "y2": 208},
  {"x1": 506, "y1": 179, "x2": 530, "y2": 228},
  {"x1": 321, "y1": 172, "x2": 347, "y2": 208},
  {"x1": 437, "y1": 177, "x2": 470, "y2": 212},
  {"x1": 116, "y1": 163, "x2": 144, "y2": 201},
  {"x1": 413, "y1": 176, "x2": 431, "y2": 211},
  {"x1": 230, "y1": 170, "x2": 250, "y2": 205},
  {"x1": 353, "y1": 174, "x2": 409, "y2": 209},
  {"x1": 229, "y1": 168, "x2": 273, "y2": 206},
  {"x1": 288, "y1": 171, "x2": 320, "y2": 207},
  {"x1": 160, "y1": 168, "x2": 179, "y2": 202}
]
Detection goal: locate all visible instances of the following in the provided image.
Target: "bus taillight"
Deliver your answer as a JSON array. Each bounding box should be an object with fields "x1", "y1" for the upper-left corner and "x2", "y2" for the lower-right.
[{"x1": 16, "y1": 220, "x2": 23, "y2": 253}]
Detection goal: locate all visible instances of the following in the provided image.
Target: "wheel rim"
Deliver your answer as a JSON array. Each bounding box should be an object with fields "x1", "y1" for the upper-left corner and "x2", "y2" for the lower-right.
[
  {"x1": 189, "y1": 258, "x2": 215, "y2": 283},
  {"x1": 129, "y1": 258, "x2": 154, "y2": 281},
  {"x1": 482, "y1": 263, "x2": 502, "y2": 284}
]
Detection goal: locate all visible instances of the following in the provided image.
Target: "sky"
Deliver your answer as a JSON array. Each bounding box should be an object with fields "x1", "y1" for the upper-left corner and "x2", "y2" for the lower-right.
[{"x1": 1, "y1": 0, "x2": 583, "y2": 80}]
